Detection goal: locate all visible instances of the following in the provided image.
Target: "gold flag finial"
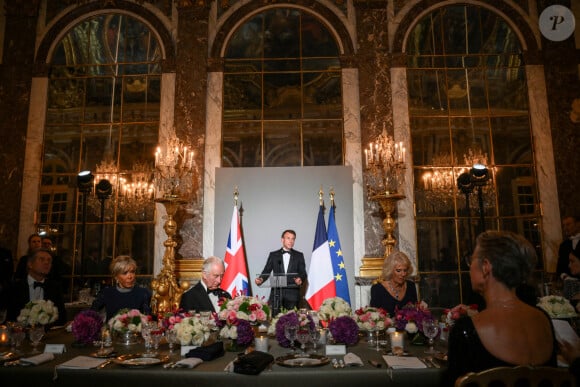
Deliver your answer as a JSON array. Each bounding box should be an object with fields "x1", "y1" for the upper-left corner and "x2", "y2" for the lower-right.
[
  {"x1": 329, "y1": 187, "x2": 335, "y2": 207},
  {"x1": 319, "y1": 185, "x2": 324, "y2": 206},
  {"x1": 234, "y1": 186, "x2": 239, "y2": 206}
]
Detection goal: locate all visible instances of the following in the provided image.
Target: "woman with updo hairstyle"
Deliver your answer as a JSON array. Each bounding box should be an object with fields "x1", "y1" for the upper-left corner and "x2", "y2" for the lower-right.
[
  {"x1": 370, "y1": 251, "x2": 417, "y2": 316},
  {"x1": 91, "y1": 255, "x2": 151, "y2": 321},
  {"x1": 445, "y1": 231, "x2": 556, "y2": 386}
]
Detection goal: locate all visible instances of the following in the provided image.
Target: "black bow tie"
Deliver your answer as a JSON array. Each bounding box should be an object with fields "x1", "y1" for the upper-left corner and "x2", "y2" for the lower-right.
[
  {"x1": 33, "y1": 281, "x2": 45, "y2": 289},
  {"x1": 207, "y1": 288, "x2": 220, "y2": 295},
  {"x1": 282, "y1": 250, "x2": 291, "y2": 255}
]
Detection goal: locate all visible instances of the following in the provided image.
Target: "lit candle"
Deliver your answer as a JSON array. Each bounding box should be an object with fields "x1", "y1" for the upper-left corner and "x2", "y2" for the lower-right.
[
  {"x1": 390, "y1": 331, "x2": 404, "y2": 351},
  {"x1": 0, "y1": 326, "x2": 9, "y2": 346},
  {"x1": 254, "y1": 335, "x2": 268, "y2": 352}
]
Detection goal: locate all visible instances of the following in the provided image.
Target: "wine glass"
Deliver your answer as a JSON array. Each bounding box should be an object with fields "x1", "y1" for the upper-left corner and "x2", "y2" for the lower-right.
[
  {"x1": 141, "y1": 320, "x2": 154, "y2": 356},
  {"x1": 422, "y1": 319, "x2": 439, "y2": 354},
  {"x1": 150, "y1": 328, "x2": 163, "y2": 354},
  {"x1": 29, "y1": 326, "x2": 45, "y2": 354},
  {"x1": 309, "y1": 327, "x2": 320, "y2": 354},
  {"x1": 166, "y1": 329, "x2": 178, "y2": 353},
  {"x1": 284, "y1": 323, "x2": 298, "y2": 354},
  {"x1": 296, "y1": 328, "x2": 310, "y2": 354},
  {"x1": 9, "y1": 323, "x2": 25, "y2": 352}
]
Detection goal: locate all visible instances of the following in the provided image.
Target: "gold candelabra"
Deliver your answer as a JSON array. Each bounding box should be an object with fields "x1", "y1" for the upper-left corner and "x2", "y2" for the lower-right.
[
  {"x1": 364, "y1": 128, "x2": 406, "y2": 259},
  {"x1": 151, "y1": 196, "x2": 190, "y2": 316},
  {"x1": 150, "y1": 133, "x2": 196, "y2": 316}
]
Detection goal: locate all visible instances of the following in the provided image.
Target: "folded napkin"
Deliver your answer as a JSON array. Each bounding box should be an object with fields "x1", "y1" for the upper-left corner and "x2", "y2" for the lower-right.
[
  {"x1": 20, "y1": 352, "x2": 55, "y2": 366},
  {"x1": 185, "y1": 341, "x2": 224, "y2": 361},
  {"x1": 175, "y1": 358, "x2": 203, "y2": 368},
  {"x1": 344, "y1": 353, "x2": 363, "y2": 366},
  {"x1": 382, "y1": 355, "x2": 427, "y2": 369},
  {"x1": 57, "y1": 356, "x2": 108, "y2": 369}
]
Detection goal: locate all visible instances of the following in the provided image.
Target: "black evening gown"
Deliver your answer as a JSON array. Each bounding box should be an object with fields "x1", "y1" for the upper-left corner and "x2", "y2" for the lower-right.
[
  {"x1": 444, "y1": 315, "x2": 558, "y2": 386},
  {"x1": 369, "y1": 280, "x2": 417, "y2": 316}
]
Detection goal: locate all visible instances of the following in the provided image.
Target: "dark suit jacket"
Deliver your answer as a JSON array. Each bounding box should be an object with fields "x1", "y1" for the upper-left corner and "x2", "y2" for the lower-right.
[
  {"x1": 5, "y1": 278, "x2": 67, "y2": 326},
  {"x1": 259, "y1": 248, "x2": 307, "y2": 311},
  {"x1": 557, "y1": 239, "x2": 580, "y2": 276},
  {"x1": 179, "y1": 281, "x2": 231, "y2": 313}
]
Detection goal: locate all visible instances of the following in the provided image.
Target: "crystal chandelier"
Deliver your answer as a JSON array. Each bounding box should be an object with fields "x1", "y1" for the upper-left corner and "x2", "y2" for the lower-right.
[
  {"x1": 364, "y1": 127, "x2": 406, "y2": 196},
  {"x1": 118, "y1": 162, "x2": 155, "y2": 220},
  {"x1": 154, "y1": 134, "x2": 196, "y2": 199}
]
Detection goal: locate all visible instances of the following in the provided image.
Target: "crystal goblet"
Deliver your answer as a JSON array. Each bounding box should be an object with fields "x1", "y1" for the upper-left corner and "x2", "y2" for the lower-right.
[
  {"x1": 284, "y1": 323, "x2": 298, "y2": 354},
  {"x1": 29, "y1": 326, "x2": 45, "y2": 354},
  {"x1": 296, "y1": 328, "x2": 310, "y2": 354},
  {"x1": 422, "y1": 319, "x2": 439, "y2": 354}
]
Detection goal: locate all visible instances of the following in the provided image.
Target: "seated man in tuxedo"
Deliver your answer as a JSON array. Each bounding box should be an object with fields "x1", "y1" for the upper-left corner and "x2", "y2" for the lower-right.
[
  {"x1": 4, "y1": 248, "x2": 67, "y2": 326},
  {"x1": 179, "y1": 256, "x2": 231, "y2": 313}
]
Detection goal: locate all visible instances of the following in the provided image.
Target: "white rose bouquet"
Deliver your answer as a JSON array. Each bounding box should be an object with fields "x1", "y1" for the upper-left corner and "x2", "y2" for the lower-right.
[
  {"x1": 537, "y1": 296, "x2": 576, "y2": 318},
  {"x1": 317, "y1": 297, "x2": 352, "y2": 323},
  {"x1": 17, "y1": 299, "x2": 59, "y2": 326},
  {"x1": 172, "y1": 316, "x2": 211, "y2": 346}
]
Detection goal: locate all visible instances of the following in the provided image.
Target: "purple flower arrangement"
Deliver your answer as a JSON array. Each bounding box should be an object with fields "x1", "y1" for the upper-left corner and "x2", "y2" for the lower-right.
[
  {"x1": 235, "y1": 319, "x2": 255, "y2": 347},
  {"x1": 71, "y1": 310, "x2": 104, "y2": 344},
  {"x1": 394, "y1": 301, "x2": 432, "y2": 333},
  {"x1": 328, "y1": 316, "x2": 359, "y2": 345},
  {"x1": 275, "y1": 311, "x2": 315, "y2": 348}
]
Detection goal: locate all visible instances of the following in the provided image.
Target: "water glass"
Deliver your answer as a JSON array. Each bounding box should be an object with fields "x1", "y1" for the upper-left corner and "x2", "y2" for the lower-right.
[
  {"x1": 296, "y1": 329, "x2": 310, "y2": 354},
  {"x1": 29, "y1": 326, "x2": 45, "y2": 354},
  {"x1": 422, "y1": 319, "x2": 439, "y2": 354},
  {"x1": 284, "y1": 324, "x2": 298, "y2": 354}
]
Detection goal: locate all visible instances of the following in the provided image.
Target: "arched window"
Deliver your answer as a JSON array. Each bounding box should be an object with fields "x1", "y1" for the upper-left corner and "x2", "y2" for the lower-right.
[
  {"x1": 407, "y1": 5, "x2": 540, "y2": 306},
  {"x1": 41, "y1": 13, "x2": 161, "y2": 295},
  {"x1": 222, "y1": 8, "x2": 344, "y2": 167}
]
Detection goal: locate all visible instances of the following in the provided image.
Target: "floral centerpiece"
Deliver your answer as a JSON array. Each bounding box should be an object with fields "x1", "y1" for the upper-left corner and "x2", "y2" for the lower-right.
[
  {"x1": 394, "y1": 301, "x2": 432, "y2": 336},
  {"x1": 71, "y1": 309, "x2": 104, "y2": 345},
  {"x1": 108, "y1": 308, "x2": 147, "y2": 334},
  {"x1": 217, "y1": 295, "x2": 271, "y2": 324},
  {"x1": 17, "y1": 299, "x2": 59, "y2": 326},
  {"x1": 353, "y1": 306, "x2": 391, "y2": 331},
  {"x1": 317, "y1": 297, "x2": 351, "y2": 325},
  {"x1": 537, "y1": 295, "x2": 577, "y2": 318},
  {"x1": 328, "y1": 315, "x2": 359, "y2": 345},
  {"x1": 173, "y1": 315, "x2": 211, "y2": 346},
  {"x1": 444, "y1": 304, "x2": 479, "y2": 326},
  {"x1": 216, "y1": 295, "x2": 271, "y2": 350},
  {"x1": 159, "y1": 309, "x2": 192, "y2": 331},
  {"x1": 273, "y1": 309, "x2": 315, "y2": 348}
]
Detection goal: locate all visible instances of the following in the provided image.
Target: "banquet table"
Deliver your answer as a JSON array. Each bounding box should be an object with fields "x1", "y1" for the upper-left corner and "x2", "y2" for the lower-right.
[{"x1": 0, "y1": 328, "x2": 446, "y2": 387}]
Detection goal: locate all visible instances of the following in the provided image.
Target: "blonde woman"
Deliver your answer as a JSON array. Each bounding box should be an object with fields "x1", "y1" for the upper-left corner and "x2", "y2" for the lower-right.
[
  {"x1": 370, "y1": 251, "x2": 417, "y2": 315},
  {"x1": 91, "y1": 255, "x2": 151, "y2": 321}
]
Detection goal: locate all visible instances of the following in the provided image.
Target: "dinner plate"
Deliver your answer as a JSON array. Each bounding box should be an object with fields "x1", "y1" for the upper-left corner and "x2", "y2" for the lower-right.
[
  {"x1": 114, "y1": 354, "x2": 169, "y2": 368},
  {"x1": 276, "y1": 354, "x2": 330, "y2": 368}
]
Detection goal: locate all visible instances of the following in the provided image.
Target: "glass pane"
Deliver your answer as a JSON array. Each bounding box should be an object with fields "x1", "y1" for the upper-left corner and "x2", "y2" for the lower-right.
[
  {"x1": 223, "y1": 74, "x2": 263, "y2": 115},
  {"x1": 222, "y1": 121, "x2": 262, "y2": 167},
  {"x1": 301, "y1": 14, "x2": 339, "y2": 57},
  {"x1": 263, "y1": 9, "x2": 300, "y2": 59},
  {"x1": 487, "y1": 67, "x2": 528, "y2": 113},
  {"x1": 411, "y1": 117, "x2": 451, "y2": 166},
  {"x1": 303, "y1": 121, "x2": 342, "y2": 166},
  {"x1": 495, "y1": 166, "x2": 535, "y2": 217},
  {"x1": 416, "y1": 219, "x2": 457, "y2": 271},
  {"x1": 303, "y1": 71, "x2": 342, "y2": 119},
  {"x1": 419, "y1": 273, "x2": 461, "y2": 308},
  {"x1": 263, "y1": 121, "x2": 300, "y2": 166},
  {"x1": 263, "y1": 73, "x2": 301, "y2": 119},
  {"x1": 408, "y1": 69, "x2": 448, "y2": 113},
  {"x1": 450, "y1": 117, "x2": 490, "y2": 166},
  {"x1": 490, "y1": 116, "x2": 532, "y2": 165},
  {"x1": 43, "y1": 135, "x2": 82, "y2": 174}
]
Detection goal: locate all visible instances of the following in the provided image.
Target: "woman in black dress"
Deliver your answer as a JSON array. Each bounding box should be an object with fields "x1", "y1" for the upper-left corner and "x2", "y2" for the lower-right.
[
  {"x1": 370, "y1": 251, "x2": 417, "y2": 316},
  {"x1": 446, "y1": 231, "x2": 557, "y2": 386}
]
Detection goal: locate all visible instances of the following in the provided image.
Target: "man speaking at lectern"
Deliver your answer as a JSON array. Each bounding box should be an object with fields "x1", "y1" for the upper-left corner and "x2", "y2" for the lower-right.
[{"x1": 255, "y1": 230, "x2": 307, "y2": 314}]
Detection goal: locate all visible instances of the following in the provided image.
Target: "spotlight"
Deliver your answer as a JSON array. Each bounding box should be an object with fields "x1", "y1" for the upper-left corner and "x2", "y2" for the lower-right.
[
  {"x1": 457, "y1": 172, "x2": 474, "y2": 195},
  {"x1": 96, "y1": 179, "x2": 113, "y2": 201},
  {"x1": 469, "y1": 164, "x2": 489, "y2": 185},
  {"x1": 77, "y1": 170, "x2": 94, "y2": 193}
]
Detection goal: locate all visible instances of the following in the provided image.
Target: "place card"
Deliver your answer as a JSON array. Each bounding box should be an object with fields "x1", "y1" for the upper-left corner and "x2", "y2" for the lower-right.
[
  {"x1": 325, "y1": 344, "x2": 346, "y2": 355},
  {"x1": 44, "y1": 344, "x2": 66, "y2": 354}
]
